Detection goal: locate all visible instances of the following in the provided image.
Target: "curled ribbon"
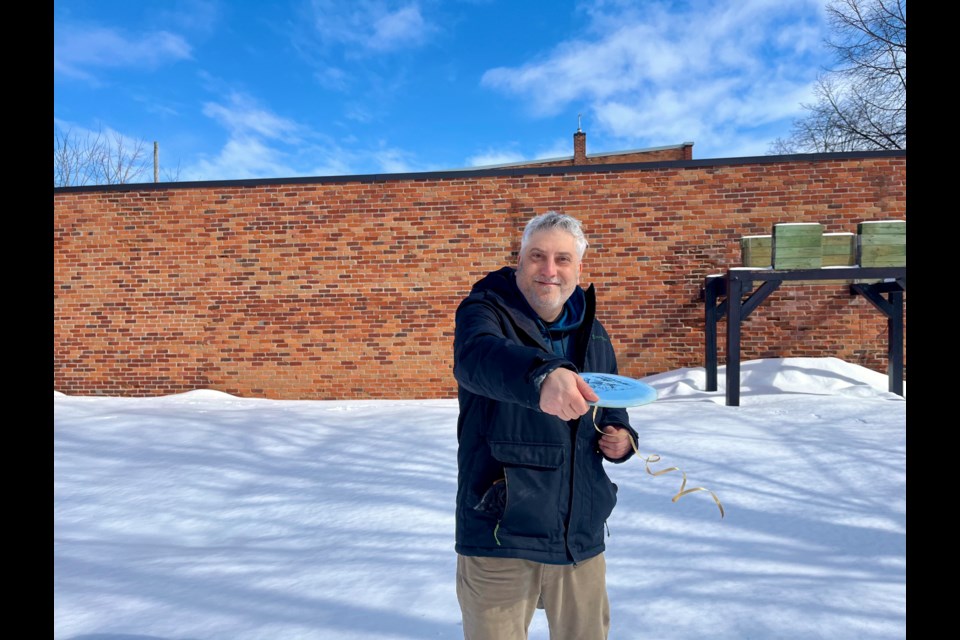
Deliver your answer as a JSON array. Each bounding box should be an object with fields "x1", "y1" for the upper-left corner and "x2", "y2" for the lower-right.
[{"x1": 592, "y1": 405, "x2": 725, "y2": 518}]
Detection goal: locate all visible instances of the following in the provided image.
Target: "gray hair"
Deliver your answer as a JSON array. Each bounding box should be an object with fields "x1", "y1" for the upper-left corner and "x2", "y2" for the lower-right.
[{"x1": 520, "y1": 211, "x2": 588, "y2": 259}]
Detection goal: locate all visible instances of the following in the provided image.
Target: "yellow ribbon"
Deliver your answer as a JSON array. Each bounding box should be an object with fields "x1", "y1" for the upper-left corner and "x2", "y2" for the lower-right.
[{"x1": 592, "y1": 405, "x2": 725, "y2": 518}]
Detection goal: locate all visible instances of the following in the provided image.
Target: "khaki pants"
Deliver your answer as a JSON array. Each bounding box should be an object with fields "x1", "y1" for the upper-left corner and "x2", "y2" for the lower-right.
[{"x1": 456, "y1": 553, "x2": 610, "y2": 640}]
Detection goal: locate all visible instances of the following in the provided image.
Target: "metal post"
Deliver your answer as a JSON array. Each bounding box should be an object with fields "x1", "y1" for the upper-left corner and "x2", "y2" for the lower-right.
[
  {"x1": 726, "y1": 272, "x2": 744, "y2": 406},
  {"x1": 705, "y1": 278, "x2": 719, "y2": 392},
  {"x1": 889, "y1": 289, "x2": 904, "y2": 396}
]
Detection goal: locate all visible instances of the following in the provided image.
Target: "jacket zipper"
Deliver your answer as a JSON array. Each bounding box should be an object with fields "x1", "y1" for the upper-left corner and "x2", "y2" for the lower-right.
[
  {"x1": 494, "y1": 472, "x2": 508, "y2": 546},
  {"x1": 564, "y1": 417, "x2": 579, "y2": 564},
  {"x1": 565, "y1": 312, "x2": 594, "y2": 564}
]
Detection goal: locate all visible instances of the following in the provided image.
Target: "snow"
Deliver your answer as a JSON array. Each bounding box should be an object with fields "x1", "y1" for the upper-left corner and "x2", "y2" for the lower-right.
[{"x1": 54, "y1": 357, "x2": 906, "y2": 640}]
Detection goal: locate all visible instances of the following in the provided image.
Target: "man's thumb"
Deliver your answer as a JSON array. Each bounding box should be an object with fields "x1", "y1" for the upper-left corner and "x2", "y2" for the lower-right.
[{"x1": 577, "y1": 375, "x2": 599, "y2": 403}]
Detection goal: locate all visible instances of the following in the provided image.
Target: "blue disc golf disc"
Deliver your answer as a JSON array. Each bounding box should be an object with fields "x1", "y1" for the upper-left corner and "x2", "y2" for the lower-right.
[{"x1": 581, "y1": 372, "x2": 658, "y2": 408}]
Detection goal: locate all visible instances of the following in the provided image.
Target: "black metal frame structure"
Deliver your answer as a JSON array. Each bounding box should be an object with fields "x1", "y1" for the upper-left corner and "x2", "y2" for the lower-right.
[{"x1": 703, "y1": 267, "x2": 906, "y2": 406}]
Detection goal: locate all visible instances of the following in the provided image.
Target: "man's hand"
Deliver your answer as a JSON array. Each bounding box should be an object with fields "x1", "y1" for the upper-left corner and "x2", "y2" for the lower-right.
[
  {"x1": 539, "y1": 368, "x2": 599, "y2": 420},
  {"x1": 598, "y1": 426, "x2": 633, "y2": 460}
]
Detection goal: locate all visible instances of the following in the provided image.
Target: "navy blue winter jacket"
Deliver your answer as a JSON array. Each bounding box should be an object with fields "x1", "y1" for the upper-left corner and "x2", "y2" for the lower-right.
[{"x1": 453, "y1": 267, "x2": 638, "y2": 565}]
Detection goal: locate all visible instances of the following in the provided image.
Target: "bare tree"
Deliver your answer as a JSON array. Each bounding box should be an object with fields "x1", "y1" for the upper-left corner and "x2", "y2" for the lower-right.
[
  {"x1": 54, "y1": 124, "x2": 151, "y2": 187},
  {"x1": 161, "y1": 155, "x2": 183, "y2": 183},
  {"x1": 771, "y1": 0, "x2": 906, "y2": 154}
]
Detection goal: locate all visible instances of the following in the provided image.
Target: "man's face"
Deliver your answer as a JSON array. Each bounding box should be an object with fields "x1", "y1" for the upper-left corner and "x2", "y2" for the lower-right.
[{"x1": 516, "y1": 228, "x2": 582, "y2": 322}]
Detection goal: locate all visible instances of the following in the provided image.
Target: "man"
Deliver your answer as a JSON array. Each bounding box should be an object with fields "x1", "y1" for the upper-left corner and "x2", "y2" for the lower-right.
[{"x1": 453, "y1": 211, "x2": 639, "y2": 639}]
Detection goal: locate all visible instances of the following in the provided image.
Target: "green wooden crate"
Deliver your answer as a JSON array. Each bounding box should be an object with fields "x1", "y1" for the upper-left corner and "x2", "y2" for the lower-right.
[
  {"x1": 822, "y1": 232, "x2": 856, "y2": 267},
  {"x1": 857, "y1": 220, "x2": 906, "y2": 234},
  {"x1": 740, "y1": 235, "x2": 772, "y2": 268},
  {"x1": 772, "y1": 222, "x2": 823, "y2": 269},
  {"x1": 857, "y1": 220, "x2": 906, "y2": 267}
]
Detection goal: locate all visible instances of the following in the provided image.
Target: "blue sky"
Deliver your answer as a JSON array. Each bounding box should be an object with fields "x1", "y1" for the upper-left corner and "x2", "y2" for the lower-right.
[{"x1": 54, "y1": 0, "x2": 833, "y2": 182}]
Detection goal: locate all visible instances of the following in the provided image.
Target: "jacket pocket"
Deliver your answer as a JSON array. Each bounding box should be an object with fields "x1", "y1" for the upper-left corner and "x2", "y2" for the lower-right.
[
  {"x1": 489, "y1": 441, "x2": 565, "y2": 539},
  {"x1": 593, "y1": 479, "x2": 618, "y2": 530}
]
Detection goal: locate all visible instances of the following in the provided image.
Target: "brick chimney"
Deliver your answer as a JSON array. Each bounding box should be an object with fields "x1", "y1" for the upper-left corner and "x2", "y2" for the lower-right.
[{"x1": 573, "y1": 129, "x2": 587, "y2": 165}]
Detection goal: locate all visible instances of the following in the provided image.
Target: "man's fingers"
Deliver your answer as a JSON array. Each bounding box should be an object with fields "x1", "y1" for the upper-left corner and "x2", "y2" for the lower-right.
[
  {"x1": 576, "y1": 376, "x2": 599, "y2": 403},
  {"x1": 539, "y1": 368, "x2": 593, "y2": 419},
  {"x1": 599, "y1": 426, "x2": 633, "y2": 458},
  {"x1": 569, "y1": 397, "x2": 589, "y2": 416},
  {"x1": 562, "y1": 402, "x2": 586, "y2": 420},
  {"x1": 599, "y1": 438, "x2": 629, "y2": 457}
]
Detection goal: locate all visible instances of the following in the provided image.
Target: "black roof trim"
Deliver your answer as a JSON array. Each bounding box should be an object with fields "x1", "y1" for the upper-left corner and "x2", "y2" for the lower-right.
[{"x1": 53, "y1": 149, "x2": 906, "y2": 194}]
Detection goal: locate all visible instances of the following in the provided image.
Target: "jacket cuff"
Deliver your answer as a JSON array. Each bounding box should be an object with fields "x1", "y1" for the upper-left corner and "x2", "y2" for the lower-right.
[{"x1": 529, "y1": 359, "x2": 575, "y2": 392}]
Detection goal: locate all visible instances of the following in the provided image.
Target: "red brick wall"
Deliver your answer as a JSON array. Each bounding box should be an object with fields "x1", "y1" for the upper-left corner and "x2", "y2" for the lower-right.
[{"x1": 54, "y1": 151, "x2": 906, "y2": 399}]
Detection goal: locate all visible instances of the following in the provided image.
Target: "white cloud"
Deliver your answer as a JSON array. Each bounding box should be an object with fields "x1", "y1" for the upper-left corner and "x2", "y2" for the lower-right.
[
  {"x1": 54, "y1": 24, "x2": 192, "y2": 80},
  {"x1": 188, "y1": 91, "x2": 436, "y2": 180},
  {"x1": 201, "y1": 93, "x2": 302, "y2": 143},
  {"x1": 159, "y1": 0, "x2": 221, "y2": 35},
  {"x1": 308, "y1": 0, "x2": 436, "y2": 53},
  {"x1": 466, "y1": 150, "x2": 526, "y2": 168},
  {"x1": 53, "y1": 118, "x2": 155, "y2": 159},
  {"x1": 774, "y1": 19, "x2": 827, "y2": 56},
  {"x1": 482, "y1": 0, "x2": 829, "y2": 156},
  {"x1": 481, "y1": 23, "x2": 691, "y2": 117},
  {"x1": 186, "y1": 93, "x2": 308, "y2": 181},
  {"x1": 187, "y1": 137, "x2": 299, "y2": 182},
  {"x1": 373, "y1": 146, "x2": 417, "y2": 173},
  {"x1": 370, "y1": 4, "x2": 430, "y2": 51},
  {"x1": 466, "y1": 137, "x2": 589, "y2": 169},
  {"x1": 344, "y1": 103, "x2": 376, "y2": 123},
  {"x1": 595, "y1": 96, "x2": 705, "y2": 146},
  {"x1": 534, "y1": 139, "x2": 575, "y2": 160},
  {"x1": 306, "y1": 156, "x2": 357, "y2": 177},
  {"x1": 315, "y1": 66, "x2": 351, "y2": 91}
]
